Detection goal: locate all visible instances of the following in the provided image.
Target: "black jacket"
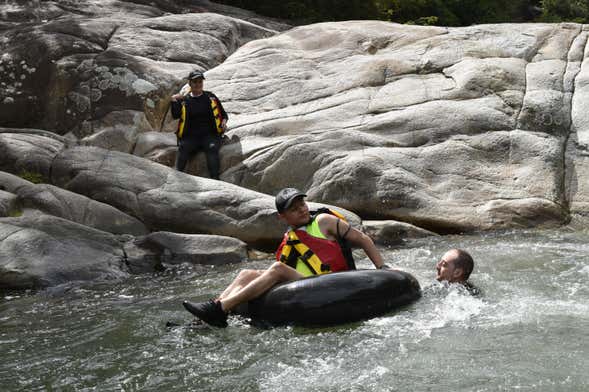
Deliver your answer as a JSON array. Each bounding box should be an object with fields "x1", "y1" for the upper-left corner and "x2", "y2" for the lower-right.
[{"x1": 171, "y1": 91, "x2": 228, "y2": 139}]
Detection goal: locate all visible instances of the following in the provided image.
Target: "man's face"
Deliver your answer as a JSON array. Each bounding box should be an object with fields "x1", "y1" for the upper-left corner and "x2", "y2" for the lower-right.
[
  {"x1": 278, "y1": 196, "x2": 310, "y2": 227},
  {"x1": 189, "y1": 78, "x2": 204, "y2": 92},
  {"x1": 436, "y1": 250, "x2": 463, "y2": 282}
]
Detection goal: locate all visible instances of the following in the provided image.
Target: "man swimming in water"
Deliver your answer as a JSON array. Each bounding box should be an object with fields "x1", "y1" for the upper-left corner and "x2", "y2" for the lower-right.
[{"x1": 435, "y1": 248, "x2": 478, "y2": 294}]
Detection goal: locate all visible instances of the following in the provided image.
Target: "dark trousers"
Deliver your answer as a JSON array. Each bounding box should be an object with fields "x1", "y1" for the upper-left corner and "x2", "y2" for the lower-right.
[{"x1": 175, "y1": 137, "x2": 221, "y2": 179}]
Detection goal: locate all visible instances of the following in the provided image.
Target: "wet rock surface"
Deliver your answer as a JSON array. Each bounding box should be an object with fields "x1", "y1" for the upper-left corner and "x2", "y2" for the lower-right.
[
  {"x1": 129, "y1": 231, "x2": 248, "y2": 266},
  {"x1": 0, "y1": 215, "x2": 131, "y2": 290},
  {"x1": 0, "y1": 214, "x2": 253, "y2": 290}
]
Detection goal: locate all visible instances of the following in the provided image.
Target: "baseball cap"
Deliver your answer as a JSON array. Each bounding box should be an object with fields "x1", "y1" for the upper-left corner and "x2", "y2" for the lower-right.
[
  {"x1": 187, "y1": 70, "x2": 205, "y2": 80},
  {"x1": 275, "y1": 188, "x2": 307, "y2": 213}
]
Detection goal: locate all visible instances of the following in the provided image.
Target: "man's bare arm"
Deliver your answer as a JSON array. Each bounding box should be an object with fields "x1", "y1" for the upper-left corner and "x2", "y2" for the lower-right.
[{"x1": 318, "y1": 214, "x2": 388, "y2": 269}]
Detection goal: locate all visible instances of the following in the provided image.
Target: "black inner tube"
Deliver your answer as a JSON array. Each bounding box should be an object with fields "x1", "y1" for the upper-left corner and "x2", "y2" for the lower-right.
[{"x1": 234, "y1": 269, "x2": 421, "y2": 327}]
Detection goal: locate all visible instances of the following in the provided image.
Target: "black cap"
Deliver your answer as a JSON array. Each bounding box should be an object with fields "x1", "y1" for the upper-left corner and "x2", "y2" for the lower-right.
[
  {"x1": 187, "y1": 70, "x2": 205, "y2": 80},
  {"x1": 275, "y1": 188, "x2": 306, "y2": 213}
]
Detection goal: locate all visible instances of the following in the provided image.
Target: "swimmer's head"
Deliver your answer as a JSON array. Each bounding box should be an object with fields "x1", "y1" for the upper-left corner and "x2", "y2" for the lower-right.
[{"x1": 436, "y1": 249, "x2": 474, "y2": 283}]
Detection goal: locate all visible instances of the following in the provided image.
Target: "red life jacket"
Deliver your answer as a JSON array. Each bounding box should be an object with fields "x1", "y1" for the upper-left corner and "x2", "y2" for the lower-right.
[{"x1": 275, "y1": 210, "x2": 353, "y2": 276}]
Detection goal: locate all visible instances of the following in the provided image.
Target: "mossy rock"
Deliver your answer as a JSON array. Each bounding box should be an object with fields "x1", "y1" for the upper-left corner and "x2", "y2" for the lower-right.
[
  {"x1": 18, "y1": 171, "x2": 44, "y2": 184},
  {"x1": 8, "y1": 209, "x2": 23, "y2": 217}
]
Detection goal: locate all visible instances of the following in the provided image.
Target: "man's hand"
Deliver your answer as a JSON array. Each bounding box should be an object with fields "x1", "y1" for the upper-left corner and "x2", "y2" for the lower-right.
[{"x1": 171, "y1": 93, "x2": 183, "y2": 102}]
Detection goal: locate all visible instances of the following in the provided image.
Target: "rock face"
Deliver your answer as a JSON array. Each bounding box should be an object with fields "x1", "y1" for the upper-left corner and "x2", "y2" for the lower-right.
[
  {"x1": 0, "y1": 190, "x2": 19, "y2": 218},
  {"x1": 0, "y1": 215, "x2": 131, "y2": 289},
  {"x1": 0, "y1": 171, "x2": 148, "y2": 235},
  {"x1": 50, "y1": 146, "x2": 361, "y2": 249},
  {"x1": 0, "y1": 215, "x2": 252, "y2": 290},
  {"x1": 3, "y1": 4, "x2": 589, "y2": 249},
  {"x1": 0, "y1": 131, "x2": 65, "y2": 182},
  {"x1": 362, "y1": 220, "x2": 437, "y2": 246},
  {"x1": 0, "y1": 0, "x2": 282, "y2": 139},
  {"x1": 50, "y1": 146, "x2": 281, "y2": 248},
  {"x1": 130, "y1": 231, "x2": 248, "y2": 266},
  {"x1": 201, "y1": 22, "x2": 589, "y2": 231}
]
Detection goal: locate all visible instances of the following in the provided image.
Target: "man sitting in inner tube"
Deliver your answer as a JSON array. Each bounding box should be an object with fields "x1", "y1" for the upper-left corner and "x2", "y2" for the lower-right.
[{"x1": 183, "y1": 187, "x2": 392, "y2": 327}]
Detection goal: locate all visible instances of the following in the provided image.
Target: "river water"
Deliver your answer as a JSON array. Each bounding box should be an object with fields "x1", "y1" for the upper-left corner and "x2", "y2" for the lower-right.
[{"x1": 1, "y1": 228, "x2": 588, "y2": 391}]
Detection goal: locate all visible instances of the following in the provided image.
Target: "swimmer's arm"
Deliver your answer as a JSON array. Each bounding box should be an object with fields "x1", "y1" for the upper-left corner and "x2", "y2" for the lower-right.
[{"x1": 319, "y1": 214, "x2": 387, "y2": 269}]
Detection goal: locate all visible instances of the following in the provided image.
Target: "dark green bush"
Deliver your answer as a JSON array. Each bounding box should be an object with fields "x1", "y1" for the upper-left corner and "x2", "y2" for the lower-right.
[{"x1": 215, "y1": 0, "x2": 589, "y2": 26}]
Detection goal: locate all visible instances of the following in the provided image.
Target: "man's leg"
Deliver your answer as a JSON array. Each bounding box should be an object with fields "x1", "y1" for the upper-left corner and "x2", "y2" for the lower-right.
[
  {"x1": 204, "y1": 137, "x2": 221, "y2": 180},
  {"x1": 220, "y1": 262, "x2": 303, "y2": 312},
  {"x1": 217, "y1": 269, "x2": 264, "y2": 301},
  {"x1": 183, "y1": 262, "x2": 303, "y2": 327},
  {"x1": 175, "y1": 139, "x2": 195, "y2": 172}
]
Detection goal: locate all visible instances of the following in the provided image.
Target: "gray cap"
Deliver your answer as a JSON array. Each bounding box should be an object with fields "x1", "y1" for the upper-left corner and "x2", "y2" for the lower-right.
[
  {"x1": 275, "y1": 188, "x2": 306, "y2": 213},
  {"x1": 187, "y1": 70, "x2": 205, "y2": 80}
]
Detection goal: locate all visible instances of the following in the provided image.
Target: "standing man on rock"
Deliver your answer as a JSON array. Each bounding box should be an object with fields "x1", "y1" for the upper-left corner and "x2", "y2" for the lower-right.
[{"x1": 170, "y1": 70, "x2": 228, "y2": 179}]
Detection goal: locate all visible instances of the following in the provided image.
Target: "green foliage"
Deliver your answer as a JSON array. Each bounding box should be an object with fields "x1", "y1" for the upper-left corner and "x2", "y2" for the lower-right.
[
  {"x1": 19, "y1": 171, "x2": 44, "y2": 184},
  {"x1": 216, "y1": 0, "x2": 589, "y2": 25},
  {"x1": 215, "y1": 0, "x2": 379, "y2": 23},
  {"x1": 376, "y1": 0, "x2": 534, "y2": 26},
  {"x1": 538, "y1": 0, "x2": 589, "y2": 23}
]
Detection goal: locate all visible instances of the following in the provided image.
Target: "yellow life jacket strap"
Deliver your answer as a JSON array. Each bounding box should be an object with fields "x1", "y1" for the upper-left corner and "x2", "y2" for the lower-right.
[
  {"x1": 177, "y1": 102, "x2": 186, "y2": 138},
  {"x1": 279, "y1": 230, "x2": 330, "y2": 275},
  {"x1": 209, "y1": 97, "x2": 224, "y2": 135}
]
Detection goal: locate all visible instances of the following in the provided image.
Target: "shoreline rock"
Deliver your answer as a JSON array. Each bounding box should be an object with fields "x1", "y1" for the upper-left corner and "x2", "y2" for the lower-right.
[
  {"x1": 363, "y1": 220, "x2": 438, "y2": 246},
  {"x1": 0, "y1": 215, "x2": 257, "y2": 290},
  {"x1": 0, "y1": 171, "x2": 149, "y2": 236}
]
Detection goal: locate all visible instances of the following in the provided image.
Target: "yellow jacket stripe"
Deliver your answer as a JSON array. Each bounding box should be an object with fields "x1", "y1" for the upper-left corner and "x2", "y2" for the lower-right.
[
  {"x1": 280, "y1": 231, "x2": 330, "y2": 275},
  {"x1": 177, "y1": 103, "x2": 187, "y2": 138},
  {"x1": 210, "y1": 98, "x2": 224, "y2": 134}
]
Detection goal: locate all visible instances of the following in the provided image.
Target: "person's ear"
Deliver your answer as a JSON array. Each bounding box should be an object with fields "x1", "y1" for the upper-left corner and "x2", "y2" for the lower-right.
[
  {"x1": 277, "y1": 212, "x2": 286, "y2": 223},
  {"x1": 452, "y1": 267, "x2": 464, "y2": 281}
]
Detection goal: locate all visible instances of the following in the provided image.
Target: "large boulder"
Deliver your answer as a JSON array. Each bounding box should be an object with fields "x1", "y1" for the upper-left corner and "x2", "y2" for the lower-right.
[
  {"x1": 0, "y1": 215, "x2": 132, "y2": 289},
  {"x1": 81, "y1": 110, "x2": 155, "y2": 153},
  {"x1": 51, "y1": 146, "x2": 361, "y2": 249},
  {"x1": 203, "y1": 22, "x2": 583, "y2": 232},
  {"x1": 0, "y1": 171, "x2": 148, "y2": 235},
  {"x1": 0, "y1": 214, "x2": 255, "y2": 290},
  {"x1": 566, "y1": 26, "x2": 589, "y2": 225},
  {"x1": 363, "y1": 220, "x2": 437, "y2": 246},
  {"x1": 132, "y1": 131, "x2": 177, "y2": 165},
  {"x1": 0, "y1": 190, "x2": 20, "y2": 218},
  {"x1": 127, "y1": 231, "x2": 248, "y2": 267},
  {"x1": 132, "y1": 131, "x2": 245, "y2": 180},
  {"x1": 0, "y1": 0, "x2": 281, "y2": 138},
  {"x1": 0, "y1": 131, "x2": 65, "y2": 182}
]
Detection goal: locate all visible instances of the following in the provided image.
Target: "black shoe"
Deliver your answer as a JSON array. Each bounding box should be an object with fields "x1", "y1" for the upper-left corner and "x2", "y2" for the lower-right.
[{"x1": 183, "y1": 299, "x2": 228, "y2": 328}]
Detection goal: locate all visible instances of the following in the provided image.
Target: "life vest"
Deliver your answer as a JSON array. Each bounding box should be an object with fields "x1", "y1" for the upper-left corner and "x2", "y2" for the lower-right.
[
  {"x1": 276, "y1": 208, "x2": 356, "y2": 277},
  {"x1": 176, "y1": 89, "x2": 224, "y2": 139}
]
